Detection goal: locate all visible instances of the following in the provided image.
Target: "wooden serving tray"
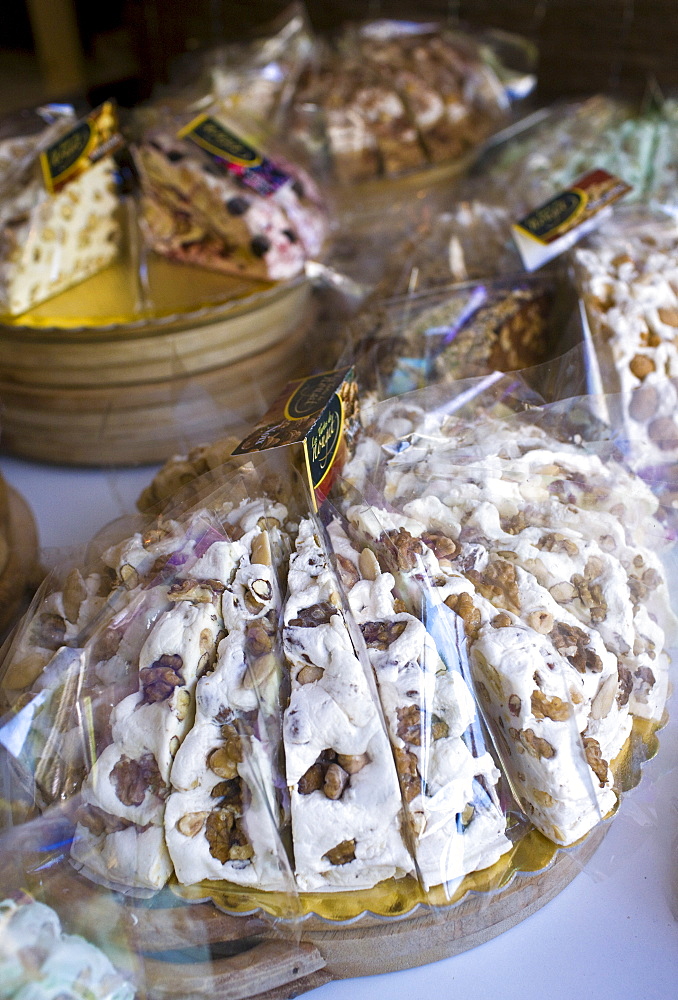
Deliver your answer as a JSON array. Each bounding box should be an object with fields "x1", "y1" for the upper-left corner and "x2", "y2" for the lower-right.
[
  {"x1": 25, "y1": 823, "x2": 606, "y2": 1000},
  {"x1": 0, "y1": 483, "x2": 40, "y2": 639},
  {"x1": 0, "y1": 274, "x2": 314, "y2": 466}
]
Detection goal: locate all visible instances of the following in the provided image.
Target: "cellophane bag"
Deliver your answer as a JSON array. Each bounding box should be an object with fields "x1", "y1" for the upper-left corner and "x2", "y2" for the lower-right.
[
  {"x1": 410, "y1": 93, "x2": 678, "y2": 285},
  {"x1": 336, "y1": 376, "x2": 676, "y2": 854},
  {"x1": 345, "y1": 267, "x2": 587, "y2": 400},
  {"x1": 572, "y1": 204, "x2": 678, "y2": 501}
]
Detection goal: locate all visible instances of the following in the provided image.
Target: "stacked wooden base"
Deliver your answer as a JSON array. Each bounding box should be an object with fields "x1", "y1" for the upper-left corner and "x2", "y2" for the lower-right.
[
  {"x1": 0, "y1": 474, "x2": 40, "y2": 639},
  {"x1": 27, "y1": 824, "x2": 605, "y2": 1000},
  {"x1": 0, "y1": 264, "x2": 314, "y2": 467}
]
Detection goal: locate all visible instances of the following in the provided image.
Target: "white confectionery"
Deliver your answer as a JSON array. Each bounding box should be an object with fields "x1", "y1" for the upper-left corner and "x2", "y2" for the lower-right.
[
  {"x1": 341, "y1": 399, "x2": 674, "y2": 845},
  {"x1": 574, "y1": 211, "x2": 678, "y2": 473},
  {"x1": 165, "y1": 505, "x2": 292, "y2": 890},
  {"x1": 282, "y1": 517, "x2": 412, "y2": 891},
  {"x1": 0, "y1": 896, "x2": 134, "y2": 1000},
  {"x1": 327, "y1": 519, "x2": 510, "y2": 889},
  {"x1": 0, "y1": 123, "x2": 119, "y2": 316}
]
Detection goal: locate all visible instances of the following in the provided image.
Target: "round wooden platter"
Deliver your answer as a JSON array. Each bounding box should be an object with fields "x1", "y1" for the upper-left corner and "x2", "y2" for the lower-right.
[
  {"x1": 0, "y1": 274, "x2": 314, "y2": 467},
  {"x1": 0, "y1": 482, "x2": 40, "y2": 639},
  {"x1": 26, "y1": 823, "x2": 606, "y2": 1000}
]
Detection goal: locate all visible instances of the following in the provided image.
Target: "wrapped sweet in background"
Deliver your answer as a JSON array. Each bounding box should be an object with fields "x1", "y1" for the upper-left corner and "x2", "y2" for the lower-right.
[
  {"x1": 286, "y1": 18, "x2": 511, "y2": 186},
  {"x1": 399, "y1": 94, "x2": 678, "y2": 285},
  {"x1": 573, "y1": 207, "x2": 678, "y2": 485},
  {"x1": 345, "y1": 269, "x2": 592, "y2": 403},
  {"x1": 128, "y1": 105, "x2": 329, "y2": 285}
]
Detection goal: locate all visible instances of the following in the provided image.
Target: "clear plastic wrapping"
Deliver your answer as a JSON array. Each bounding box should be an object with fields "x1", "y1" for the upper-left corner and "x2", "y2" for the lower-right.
[
  {"x1": 1, "y1": 369, "x2": 676, "y2": 992},
  {"x1": 340, "y1": 380, "x2": 676, "y2": 846},
  {"x1": 0, "y1": 105, "x2": 122, "y2": 318},
  {"x1": 347, "y1": 269, "x2": 583, "y2": 399},
  {"x1": 572, "y1": 206, "x2": 678, "y2": 493},
  {"x1": 286, "y1": 18, "x2": 512, "y2": 187},
  {"x1": 410, "y1": 93, "x2": 678, "y2": 284},
  {"x1": 125, "y1": 102, "x2": 330, "y2": 287}
]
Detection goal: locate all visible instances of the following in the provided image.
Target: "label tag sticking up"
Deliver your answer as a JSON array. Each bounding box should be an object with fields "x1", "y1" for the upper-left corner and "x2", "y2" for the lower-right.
[
  {"x1": 40, "y1": 101, "x2": 124, "y2": 195},
  {"x1": 178, "y1": 113, "x2": 291, "y2": 196},
  {"x1": 232, "y1": 367, "x2": 357, "y2": 510},
  {"x1": 512, "y1": 168, "x2": 632, "y2": 271}
]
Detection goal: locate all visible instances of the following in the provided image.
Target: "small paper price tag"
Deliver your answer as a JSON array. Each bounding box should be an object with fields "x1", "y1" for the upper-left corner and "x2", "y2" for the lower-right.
[
  {"x1": 178, "y1": 114, "x2": 291, "y2": 197},
  {"x1": 512, "y1": 168, "x2": 631, "y2": 271},
  {"x1": 232, "y1": 367, "x2": 358, "y2": 510},
  {"x1": 40, "y1": 101, "x2": 124, "y2": 195}
]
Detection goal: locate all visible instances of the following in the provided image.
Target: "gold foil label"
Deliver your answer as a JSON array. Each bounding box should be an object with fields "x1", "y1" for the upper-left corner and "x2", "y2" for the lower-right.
[{"x1": 40, "y1": 102, "x2": 123, "y2": 194}]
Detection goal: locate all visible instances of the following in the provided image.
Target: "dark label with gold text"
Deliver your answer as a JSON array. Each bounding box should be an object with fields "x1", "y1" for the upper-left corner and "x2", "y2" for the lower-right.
[
  {"x1": 40, "y1": 102, "x2": 123, "y2": 194},
  {"x1": 178, "y1": 114, "x2": 290, "y2": 196},
  {"x1": 232, "y1": 367, "x2": 355, "y2": 511}
]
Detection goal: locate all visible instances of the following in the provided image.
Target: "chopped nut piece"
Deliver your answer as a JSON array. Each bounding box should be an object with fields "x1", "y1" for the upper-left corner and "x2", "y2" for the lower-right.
[
  {"x1": 519, "y1": 728, "x2": 556, "y2": 759},
  {"x1": 243, "y1": 651, "x2": 278, "y2": 690},
  {"x1": 168, "y1": 579, "x2": 224, "y2": 603},
  {"x1": 537, "y1": 533, "x2": 579, "y2": 556},
  {"x1": 396, "y1": 704, "x2": 422, "y2": 745},
  {"x1": 358, "y1": 547, "x2": 381, "y2": 581},
  {"x1": 119, "y1": 564, "x2": 140, "y2": 589},
  {"x1": 323, "y1": 762, "x2": 349, "y2": 800},
  {"x1": 444, "y1": 591, "x2": 481, "y2": 638},
  {"x1": 111, "y1": 753, "x2": 167, "y2": 806},
  {"x1": 245, "y1": 617, "x2": 275, "y2": 656},
  {"x1": 530, "y1": 690, "x2": 571, "y2": 722},
  {"x1": 393, "y1": 745, "x2": 420, "y2": 802},
  {"x1": 549, "y1": 581, "x2": 577, "y2": 602},
  {"x1": 323, "y1": 839, "x2": 356, "y2": 866},
  {"x1": 175, "y1": 689, "x2": 191, "y2": 721},
  {"x1": 491, "y1": 612, "x2": 512, "y2": 628},
  {"x1": 251, "y1": 532, "x2": 272, "y2": 566},
  {"x1": 526, "y1": 610, "x2": 555, "y2": 634},
  {"x1": 629, "y1": 354, "x2": 655, "y2": 380},
  {"x1": 336, "y1": 752, "x2": 370, "y2": 774},
  {"x1": 508, "y1": 693, "x2": 521, "y2": 717},
  {"x1": 421, "y1": 531, "x2": 459, "y2": 561},
  {"x1": 289, "y1": 602, "x2": 339, "y2": 627},
  {"x1": 336, "y1": 554, "x2": 360, "y2": 590},
  {"x1": 360, "y1": 619, "x2": 408, "y2": 649},
  {"x1": 177, "y1": 812, "x2": 209, "y2": 837},
  {"x1": 530, "y1": 788, "x2": 556, "y2": 807},
  {"x1": 208, "y1": 746, "x2": 239, "y2": 780},
  {"x1": 583, "y1": 736, "x2": 608, "y2": 787},
  {"x1": 140, "y1": 653, "x2": 185, "y2": 704},
  {"x1": 297, "y1": 664, "x2": 324, "y2": 684},
  {"x1": 205, "y1": 808, "x2": 234, "y2": 863},
  {"x1": 250, "y1": 578, "x2": 273, "y2": 602},
  {"x1": 467, "y1": 560, "x2": 521, "y2": 615}
]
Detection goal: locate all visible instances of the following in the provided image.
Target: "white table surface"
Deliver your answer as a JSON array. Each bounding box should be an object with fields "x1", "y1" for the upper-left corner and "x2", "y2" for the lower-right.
[{"x1": 1, "y1": 453, "x2": 677, "y2": 1000}]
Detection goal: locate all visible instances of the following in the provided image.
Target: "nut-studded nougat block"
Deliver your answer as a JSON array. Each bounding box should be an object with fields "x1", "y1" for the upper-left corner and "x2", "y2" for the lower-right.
[
  {"x1": 165, "y1": 504, "x2": 293, "y2": 889},
  {"x1": 72, "y1": 591, "x2": 222, "y2": 891},
  {"x1": 0, "y1": 124, "x2": 119, "y2": 316},
  {"x1": 282, "y1": 517, "x2": 412, "y2": 891},
  {"x1": 328, "y1": 519, "x2": 510, "y2": 890}
]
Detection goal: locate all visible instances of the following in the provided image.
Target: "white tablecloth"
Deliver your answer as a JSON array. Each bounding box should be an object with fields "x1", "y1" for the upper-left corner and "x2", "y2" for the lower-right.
[{"x1": 1, "y1": 453, "x2": 676, "y2": 1000}]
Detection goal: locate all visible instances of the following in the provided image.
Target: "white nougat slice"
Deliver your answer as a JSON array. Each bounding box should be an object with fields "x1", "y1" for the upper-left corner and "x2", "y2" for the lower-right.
[
  {"x1": 72, "y1": 591, "x2": 222, "y2": 891},
  {"x1": 282, "y1": 517, "x2": 412, "y2": 891},
  {"x1": 165, "y1": 503, "x2": 292, "y2": 889},
  {"x1": 0, "y1": 136, "x2": 119, "y2": 316},
  {"x1": 328, "y1": 519, "x2": 510, "y2": 891},
  {"x1": 347, "y1": 503, "x2": 626, "y2": 847}
]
